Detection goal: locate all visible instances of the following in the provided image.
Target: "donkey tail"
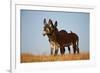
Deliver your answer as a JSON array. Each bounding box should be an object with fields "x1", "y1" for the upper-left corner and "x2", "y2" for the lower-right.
[{"x1": 76, "y1": 37, "x2": 79, "y2": 53}]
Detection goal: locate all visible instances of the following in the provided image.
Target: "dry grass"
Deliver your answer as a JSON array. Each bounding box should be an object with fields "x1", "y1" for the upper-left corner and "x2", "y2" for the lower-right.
[{"x1": 21, "y1": 52, "x2": 89, "y2": 63}]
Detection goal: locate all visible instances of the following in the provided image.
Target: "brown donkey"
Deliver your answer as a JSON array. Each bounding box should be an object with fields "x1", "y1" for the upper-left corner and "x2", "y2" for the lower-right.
[{"x1": 43, "y1": 18, "x2": 79, "y2": 55}]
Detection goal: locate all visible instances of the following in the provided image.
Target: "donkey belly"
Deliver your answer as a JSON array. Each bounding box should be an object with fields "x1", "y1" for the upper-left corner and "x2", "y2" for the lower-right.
[{"x1": 64, "y1": 43, "x2": 71, "y2": 47}]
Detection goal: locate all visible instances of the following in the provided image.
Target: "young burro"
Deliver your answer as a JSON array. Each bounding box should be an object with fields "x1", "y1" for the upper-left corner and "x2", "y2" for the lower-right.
[
  {"x1": 43, "y1": 18, "x2": 60, "y2": 55},
  {"x1": 43, "y1": 18, "x2": 80, "y2": 56}
]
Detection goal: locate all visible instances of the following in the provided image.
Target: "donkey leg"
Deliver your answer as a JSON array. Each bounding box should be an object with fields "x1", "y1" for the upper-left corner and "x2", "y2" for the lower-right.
[
  {"x1": 62, "y1": 47, "x2": 65, "y2": 54},
  {"x1": 54, "y1": 49, "x2": 59, "y2": 56},
  {"x1": 68, "y1": 46, "x2": 71, "y2": 54},
  {"x1": 51, "y1": 48, "x2": 53, "y2": 55},
  {"x1": 73, "y1": 45, "x2": 76, "y2": 54},
  {"x1": 60, "y1": 47, "x2": 65, "y2": 55},
  {"x1": 76, "y1": 48, "x2": 80, "y2": 54}
]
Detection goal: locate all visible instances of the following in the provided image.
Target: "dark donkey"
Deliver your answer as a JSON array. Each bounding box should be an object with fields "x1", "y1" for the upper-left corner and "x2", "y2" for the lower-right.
[{"x1": 43, "y1": 18, "x2": 79, "y2": 55}]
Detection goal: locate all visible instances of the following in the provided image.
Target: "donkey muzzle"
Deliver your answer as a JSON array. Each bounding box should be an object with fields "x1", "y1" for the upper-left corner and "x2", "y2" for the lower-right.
[{"x1": 42, "y1": 31, "x2": 46, "y2": 36}]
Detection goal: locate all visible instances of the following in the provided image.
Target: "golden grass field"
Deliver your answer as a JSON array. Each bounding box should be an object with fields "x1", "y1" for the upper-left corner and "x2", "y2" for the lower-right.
[{"x1": 21, "y1": 52, "x2": 89, "y2": 63}]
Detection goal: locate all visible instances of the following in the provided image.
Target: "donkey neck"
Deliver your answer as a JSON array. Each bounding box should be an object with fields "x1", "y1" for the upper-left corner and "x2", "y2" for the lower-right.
[{"x1": 47, "y1": 32, "x2": 58, "y2": 42}]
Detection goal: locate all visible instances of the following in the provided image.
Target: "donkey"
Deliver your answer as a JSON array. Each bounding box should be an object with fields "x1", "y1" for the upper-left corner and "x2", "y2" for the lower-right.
[
  {"x1": 43, "y1": 19, "x2": 60, "y2": 55},
  {"x1": 43, "y1": 18, "x2": 79, "y2": 55}
]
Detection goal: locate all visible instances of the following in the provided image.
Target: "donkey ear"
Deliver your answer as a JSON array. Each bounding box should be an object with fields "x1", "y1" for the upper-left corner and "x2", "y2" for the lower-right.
[
  {"x1": 43, "y1": 18, "x2": 47, "y2": 25},
  {"x1": 54, "y1": 21, "x2": 57, "y2": 27},
  {"x1": 49, "y1": 19, "x2": 53, "y2": 26}
]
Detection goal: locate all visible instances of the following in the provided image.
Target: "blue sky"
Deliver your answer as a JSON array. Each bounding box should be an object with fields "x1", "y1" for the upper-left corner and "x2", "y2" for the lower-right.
[{"x1": 20, "y1": 10, "x2": 90, "y2": 55}]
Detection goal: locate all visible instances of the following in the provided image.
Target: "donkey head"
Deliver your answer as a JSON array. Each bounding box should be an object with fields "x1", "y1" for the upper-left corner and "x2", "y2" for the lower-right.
[{"x1": 43, "y1": 18, "x2": 58, "y2": 36}]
